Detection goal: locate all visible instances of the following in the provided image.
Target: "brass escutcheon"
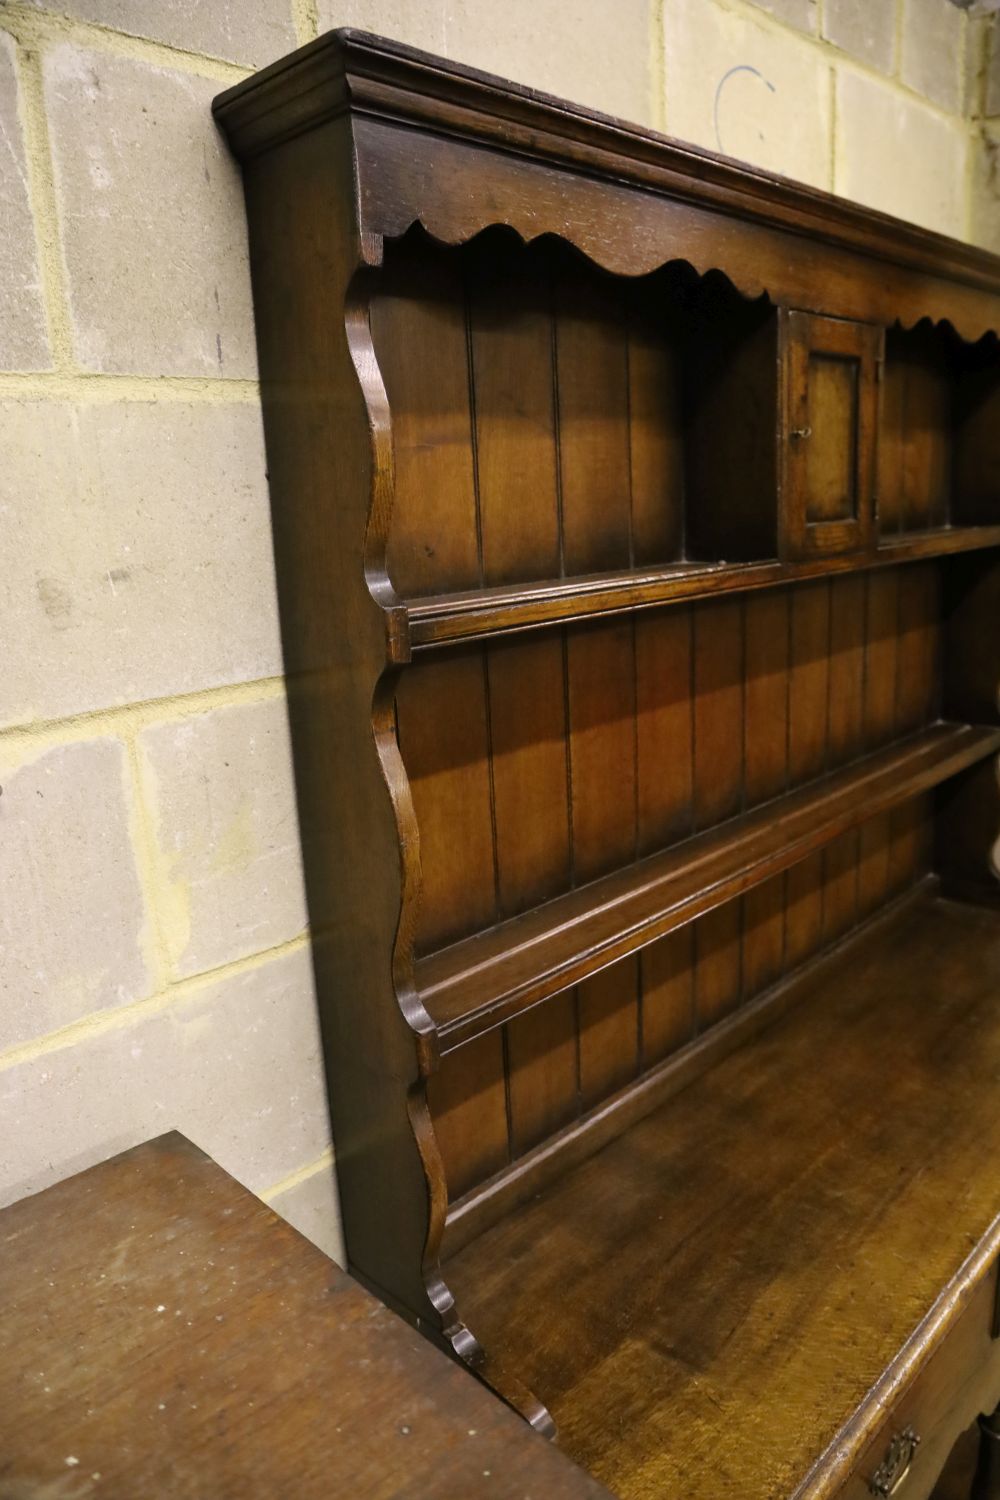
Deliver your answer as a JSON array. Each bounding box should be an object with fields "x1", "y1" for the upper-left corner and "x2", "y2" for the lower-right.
[{"x1": 869, "y1": 1427, "x2": 921, "y2": 1498}]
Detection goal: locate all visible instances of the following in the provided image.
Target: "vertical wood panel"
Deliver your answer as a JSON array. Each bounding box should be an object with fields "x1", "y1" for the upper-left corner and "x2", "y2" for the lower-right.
[
  {"x1": 864, "y1": 570, "x2": 900, "y2": 749},
  {"x1": 889, "y1": 794, "x2": 933, "y2": 896},
  {"x1": 468, "y1": 242, "x2": 561, "y2": 585},
  {"x1": 788, "y1": 581, "x2": 830, "y2": 784},
  {"x1": 555, "y1": 265, "x2": 632, "y2": 574},
  {"x1": 567, "y1": 621, "x2": 637, "y2": 884},
  {"x1": 396, "y1": 651, "x2": 496, "y2": 953},
  {"x1": 373, "y1": 247, "x2": 480, "y2": 597},
  {"x1": 578, "y1": 960, "x2": 640, "y2": 1111},
  {"x1": 784, "y1": 852, "x2": 825, "y2": 970},
  {"x1": 900, "y1": 361, "x2": 951, "y2": 532},
  {"x1": 695, "y1": 901, "x2": 743, "y2": 1030},
  {"x1": 628, "y1": 301, "x2": 684, "y2": 566},
  {"x1": 744, "y1": 590, "x2": 789, "y2": 807},
  {"x1": 823, "y1": 830, "x2": 860, "y2": 945},
  {"x1": 693, "y1": 598, "x2": 744, "y2": 830},
  {"x1": 427, "y1": 1032, "x2": 508, "y2": 1199},
  {"x1": 506, "y1": 996, "x2": 579, "y2": 1159},
  {"x1": 742, "y1": 875, "x2": 786, "y2": 1000},
  {"x1": 635, "y1": 608, "x2": 694, "y2": 856},
  {"x1": 641, "y1": 927, "x2": 695, "y2": 1066},
  {"x1": 827, "y1": 574, "x2": 866, "y2": 767},
  {"x1": 877, "y1": 358, "x2": 905, "y2": 537},
  {"x1": 857, "y1": 811, "x2": 893, "y2": 920},
  {"x1": 895, "y1": 563, "x2": 940, "y2": 736},
  {"x1": 488, "y1": 634, "x2": 571, "y2": 919}
]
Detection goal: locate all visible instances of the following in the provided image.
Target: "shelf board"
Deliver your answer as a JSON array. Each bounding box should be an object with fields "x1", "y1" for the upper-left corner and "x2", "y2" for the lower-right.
[
  {"x1": 442, "y1": 890, "x2": 1000, "y2": 1500},
  {"x1": 416, "y1": 722, "x2": 1000, "y2": 1052},
  {"x1": 403, "y1": 525, "x2": 1000, "y2": 651}
]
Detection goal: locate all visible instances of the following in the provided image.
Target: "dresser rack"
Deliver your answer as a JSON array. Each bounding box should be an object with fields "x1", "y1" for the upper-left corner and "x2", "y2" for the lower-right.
[{"x1": 216, "y1": 33, "x2": 1000, "y2": 1498}]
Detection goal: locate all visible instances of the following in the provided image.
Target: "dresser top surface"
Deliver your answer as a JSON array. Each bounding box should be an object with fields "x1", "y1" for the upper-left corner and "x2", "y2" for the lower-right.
[{"x1": 0, "y1": 1133, "x2": 612, "y2": 1500}]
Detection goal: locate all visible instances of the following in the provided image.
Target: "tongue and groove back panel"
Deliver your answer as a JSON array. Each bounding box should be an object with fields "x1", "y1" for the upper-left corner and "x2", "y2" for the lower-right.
[{"x1": 372, "y1": 228, "x2": 946, "y2": 1207}]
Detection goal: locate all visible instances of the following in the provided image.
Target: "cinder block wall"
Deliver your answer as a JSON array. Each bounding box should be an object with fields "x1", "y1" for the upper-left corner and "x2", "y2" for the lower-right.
[{"x1": 2, "y1": 0, "x2": 998, "y2": 1265}]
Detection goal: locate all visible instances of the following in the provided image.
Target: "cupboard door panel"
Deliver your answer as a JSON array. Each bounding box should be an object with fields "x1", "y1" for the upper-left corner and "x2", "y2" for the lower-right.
[{"x1": 782, "y1": 310, "x2": 880, "y2": 560}]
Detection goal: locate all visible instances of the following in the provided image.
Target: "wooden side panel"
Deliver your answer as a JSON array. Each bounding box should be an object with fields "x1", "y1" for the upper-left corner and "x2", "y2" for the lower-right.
[
  {"x1": 373, "y1": 245, "x2": 480, "y2": 597},
  {"x1": 396, "y1": 651, "x2": 496, "y2": 953},
  {"x1": 693, "y1": 598, "x2": 744, "y2": 830},
  {"x1": 555, "y1": 264, "x2": 632, "y2": 575},
  {"x1": 468, "y1": 241, "x2": 561, "y2": 585},
  {"x1": 567, "y1": 621, "x2": 637, "y2": 884},
  {"x1": 635, "y1": 608, "x2": 694, "y2": 855}
]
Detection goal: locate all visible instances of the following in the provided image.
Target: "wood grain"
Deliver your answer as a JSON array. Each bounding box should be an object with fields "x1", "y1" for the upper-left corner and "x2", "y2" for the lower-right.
[
  {"x1": 0, "y1": 1135, "x2": 614, "y2": 1500},
  {"x1": 446, "y1": 895, "x2": 1000, "y2": 1500}
]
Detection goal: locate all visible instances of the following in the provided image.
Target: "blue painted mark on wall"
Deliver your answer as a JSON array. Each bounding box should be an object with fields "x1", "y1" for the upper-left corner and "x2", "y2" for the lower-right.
[{"x1": 714, "y1": 64, "x2": 777, "y2": 154}]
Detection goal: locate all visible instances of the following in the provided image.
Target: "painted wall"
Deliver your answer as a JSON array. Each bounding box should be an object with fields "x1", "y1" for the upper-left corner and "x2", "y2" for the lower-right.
[{"x1": 2, "y1": 0, "x2": 998, "y2": 1263}]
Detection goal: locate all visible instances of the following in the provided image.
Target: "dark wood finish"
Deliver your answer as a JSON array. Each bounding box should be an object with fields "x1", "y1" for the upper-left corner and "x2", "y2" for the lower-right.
[
  {"x1": 404, "y1": 528, "x2": 1000, "y2": 655},
  {"x1": 782, "y1": 310, "x2": 880, "y2": 559},
  {"x1": 0, "y1": 1134, "x2": 613, "y2": 1499},
  {"x1": 417, "y1": 724, "x2": 1000, "y2": 1050},
  {"x1": 445, "y1": 894, "x2": 1000, "y2": 1500},
  {"x1": 215, "y1": 28, "x2": 1000, "y2": 1500}
]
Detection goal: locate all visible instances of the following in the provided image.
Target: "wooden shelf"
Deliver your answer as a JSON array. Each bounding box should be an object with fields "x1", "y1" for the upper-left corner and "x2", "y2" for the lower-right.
[
  {"x1": 442, "y1": 890, "x2": 1000, "y2": 1500},
  {"x1": 417, "y1": 722, "x2": 1000, "y2": 1051},
  {"x1": 403, "y1": 525, "x2": 1000, "y2": 651}
]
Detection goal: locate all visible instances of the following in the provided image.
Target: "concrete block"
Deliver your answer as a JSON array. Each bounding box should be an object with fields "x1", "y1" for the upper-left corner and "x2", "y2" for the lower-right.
[
  {"x1": 747, "y1": 0, "x2": 818, "y2": 36},
  {"x1": 268, "y1": 1161, "x2": 345, "y2": 1265},
  {"x1": 822, "y1": 0, "x2": 896, "y2": 74},
  {"x1": 137, "y1": 697, "x2": 308, "y2": 979},
  {"x1": 0, "y1": 33, "x2": 50, "y2": 371},
  {"x1": 983, "y1": 17, "x2": 1000, "y2": 118},
  {"x1": 444, "y1": 0, "x2": 654, "y2": 125},
  {"x1": 0, "y1": 946, "x2": 330, "y2": 1207},
  {"x1": 42, "y1": 42, "x2": 256, "y2": 376},
  {"x1": 26, "y1": 0, "x2": 295, "y2": 69},
  {"x1": 970, "y1": 125, "x2": 1000, "y2": 250},
  {"x1": 664, "y1": 0, "x2": 832, "y2": 190},
  {"x1": 320, "y1": 0, "x2": 653, "y2": 124},
  {"x1": 1, "y1": 399, "x2": 282, "y2": 727},
  {"x1": 317, "y1": 0, "x2": 446, "y2": 55},
  {"x1": 0, "y1": 737, "x2": 153, "y2": 1052},
  {"x1": 836, "y1": 69, "x2": 967, "y2": 239},
  {"x1": 901, "y1": 0, "x2": 965, "y2": 113}
]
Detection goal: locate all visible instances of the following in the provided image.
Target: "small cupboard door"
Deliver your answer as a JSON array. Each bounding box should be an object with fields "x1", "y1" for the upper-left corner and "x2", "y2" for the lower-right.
[{"x1": 781, "y1": 310, "x2": 881, "y2": 559}]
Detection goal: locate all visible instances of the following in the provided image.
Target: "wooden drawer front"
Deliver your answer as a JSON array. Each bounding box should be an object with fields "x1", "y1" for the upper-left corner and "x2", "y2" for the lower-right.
[
  {"x1": 781, "y1": 310, "x2": 880, "y2": 560},
  {"x1": 837, "y1": 1261, "x2": 1000, "y2": 1500}
]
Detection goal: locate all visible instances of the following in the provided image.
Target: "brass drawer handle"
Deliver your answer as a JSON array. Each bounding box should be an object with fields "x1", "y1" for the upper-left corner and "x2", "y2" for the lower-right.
[{"x1": 869, "y1": 1427, "x2": 921, "y2": 1497}]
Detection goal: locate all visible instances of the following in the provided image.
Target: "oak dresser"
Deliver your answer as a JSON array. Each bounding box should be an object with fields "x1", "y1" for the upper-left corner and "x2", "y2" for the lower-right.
[{"x1": 216, "y1": 32, "x2": 1000, "y2": 1499}]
